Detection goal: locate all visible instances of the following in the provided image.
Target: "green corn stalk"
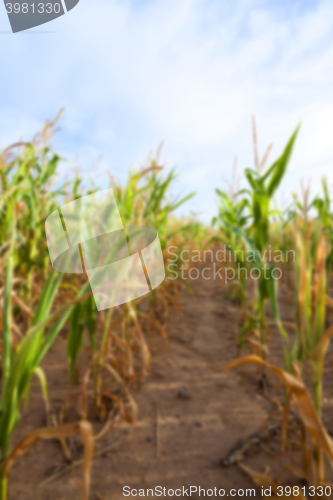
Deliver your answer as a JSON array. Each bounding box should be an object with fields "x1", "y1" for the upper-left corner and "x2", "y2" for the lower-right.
[
  {"x1": 244, "y1": 124, "x2": 300, "y2": 348},
  {"x1": 0, "y1": 263, "x2": 58, "y2": 489},
  {"x1": 67, "y1": 302, "x2": 86, "y2": 382},
  {"x1": 212, "y1": 189, "x2": 251, "y2": 313},
  {"x1": 268, "y1": 227, "x2": 330, "y2": 486},
  {"x1": 295, "y1": 231, "x2": 327, "y2": 412},
  {"x1": 67, "y1": 295, "x2": 97, "y2": 383},
  {"x1": 114, "y1": 165, "x2": 196, "y2": 249},
  {"x1": 312, "y1": 178, "x2": 333, "y2": 293},
  {"x1": 0, "y1": 142, "x2": 68, "y2": 297},
  {"x1": 0, "y1": 244, "x2": 90, "y2": 499}
]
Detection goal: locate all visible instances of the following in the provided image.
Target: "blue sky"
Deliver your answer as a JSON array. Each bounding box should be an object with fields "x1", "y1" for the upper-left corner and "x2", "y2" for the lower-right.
[{"x1": 1, "y1": 0, "x2": 333, "y2": 221}]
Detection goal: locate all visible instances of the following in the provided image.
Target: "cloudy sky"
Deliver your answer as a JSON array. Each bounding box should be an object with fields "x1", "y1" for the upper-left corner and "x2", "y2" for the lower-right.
[{"x1": 1, "y1": 0, "x2": 333, "y2": 220}]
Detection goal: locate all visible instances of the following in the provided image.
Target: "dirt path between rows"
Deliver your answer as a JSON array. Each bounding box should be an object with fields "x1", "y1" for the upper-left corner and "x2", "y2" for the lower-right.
[{"x1": 9, "y1": 262, "x2": 333, "y2": 499}]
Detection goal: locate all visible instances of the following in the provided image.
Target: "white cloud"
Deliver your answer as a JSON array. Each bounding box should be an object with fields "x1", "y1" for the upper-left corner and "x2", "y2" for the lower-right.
[{"x1": 1, "y1": 0, "x2": 333, "y2": 220}]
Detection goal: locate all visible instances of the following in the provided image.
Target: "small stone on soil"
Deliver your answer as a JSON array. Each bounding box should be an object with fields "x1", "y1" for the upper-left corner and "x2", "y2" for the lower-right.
[{"x1": 177, "y1": 388, "x2": 191, "y2": 400}]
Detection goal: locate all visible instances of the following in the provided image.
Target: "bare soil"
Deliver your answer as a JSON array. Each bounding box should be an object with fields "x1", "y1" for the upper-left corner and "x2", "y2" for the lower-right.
[{"x1": 8, "y1": 262, "x2": 333, "y2": 499}]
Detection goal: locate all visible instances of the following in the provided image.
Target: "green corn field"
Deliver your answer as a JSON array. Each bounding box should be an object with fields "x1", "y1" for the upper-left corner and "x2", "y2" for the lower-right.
[{"x1": 2, "y1": 115, "x2": 333, "y2": 500}]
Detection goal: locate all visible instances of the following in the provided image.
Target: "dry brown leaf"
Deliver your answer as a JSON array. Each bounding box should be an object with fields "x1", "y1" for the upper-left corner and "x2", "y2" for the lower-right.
[
  {"x1": 239, "y1": 463, "x2": 308, "y2": 499},
  {"x1": 326, "y1": 295, "x2": 333, "y2": 308},
  {"x1": 1, "y1": 420, "x2": 93, "y2": 500},
  {"x1": 224, "y1": 355, "x2": 333, "y2": 462},
  {"x1": 310, "y1": 324, "x2": 333, "y2": 376}
]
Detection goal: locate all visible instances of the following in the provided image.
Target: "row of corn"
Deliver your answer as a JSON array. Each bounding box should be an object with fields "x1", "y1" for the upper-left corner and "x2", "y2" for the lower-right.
[
  {"x1": 214, "y1": 120, "x2": 333, "y2": 497},
  {"x1": 0, "y1": 115, "x2": 203, "y2": 499}
]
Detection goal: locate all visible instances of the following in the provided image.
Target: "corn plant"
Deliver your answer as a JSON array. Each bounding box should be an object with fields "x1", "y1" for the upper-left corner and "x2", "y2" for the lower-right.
[
  {"x1": 226, "y1": 236, "x2": 333, "y2": 489},
  {"x1": 0, "y1": 229, "x2": 93, "y2": 500},
  {"x1": 240, "y1": 124, "x2": 300, "y2": 349},
  {"x1": 113, "y1": 165, "x2": 196, "y2": 250},
  {"x1": 312, "y1": 178, "x2": 333, "y2": 286},
  {"x1": 64, "y1": 157, "x2": 198, "y2": 420},
  {"x1": 225, "y1": 212, "x2": 333, "y2": 490},
  {"x1": 0, "y1": 143, "x2": 68, "y2": 304},
  {"x1": 212, "y1": 188, "x2": 250, "y2": 313}
]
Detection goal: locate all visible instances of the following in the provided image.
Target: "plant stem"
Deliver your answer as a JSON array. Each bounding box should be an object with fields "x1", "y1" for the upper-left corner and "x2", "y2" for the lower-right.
[
  {"x1": 259, "y1": 298, "x2": 266, "y2": 348},
  {"x1": 0, "y1": 469, "x2": 8, "y2": 500},
  {"x1": 94, "y1": 308, "x2": 113, "y2": 410},
  {"x1": 2, "y1": 257, "x2": 13, "y2": 390},
  {"x1": 313, "y1": 379, "x2": 322, "y2": 419},
  {"x1": 313, "y1": 444, "x2": 325, "y2": 487}
]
